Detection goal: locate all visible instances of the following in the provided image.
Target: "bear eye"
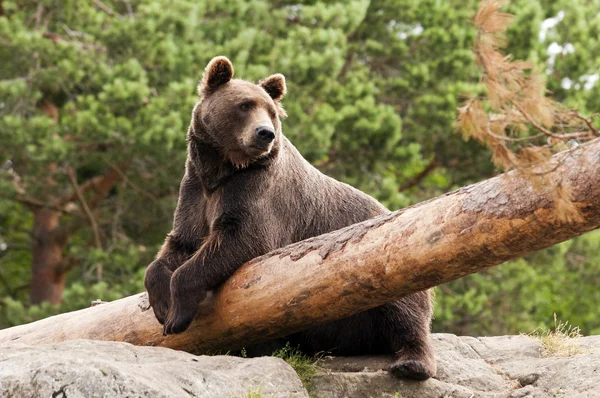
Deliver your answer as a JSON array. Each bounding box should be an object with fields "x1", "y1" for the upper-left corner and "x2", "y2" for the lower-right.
[{"x1": 239, "y1": 102, "x2": 252, "y2": 111}]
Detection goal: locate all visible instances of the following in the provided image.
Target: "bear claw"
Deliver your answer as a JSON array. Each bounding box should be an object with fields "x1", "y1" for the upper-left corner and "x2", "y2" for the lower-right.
[{"x1": 162, "y1": 305, "x2": 197, "y2": 335}]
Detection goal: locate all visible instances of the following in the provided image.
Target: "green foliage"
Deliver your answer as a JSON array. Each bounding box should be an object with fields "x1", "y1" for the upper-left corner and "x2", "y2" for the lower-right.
[
  {"x1": 1, "y1": 0, "x2": 599, "y2": 336},
  {"x1": 1, "y1": 242, "x2": 150, "y2": 328},
  {"x1": 434, "y1": 230, "x2": 600, "y2": 336}
]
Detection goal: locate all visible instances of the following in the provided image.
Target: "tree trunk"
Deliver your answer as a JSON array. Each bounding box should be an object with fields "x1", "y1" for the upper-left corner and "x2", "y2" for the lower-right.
[
  {"x1": 30, "y1": 209, "x2": 66, "y2": 305},
  {"x1": 26, "y1": 166, "x2": 125, "y2": 304},
  {"x1": 2, "y1": 139, "x2": 599, "y2": 352}
]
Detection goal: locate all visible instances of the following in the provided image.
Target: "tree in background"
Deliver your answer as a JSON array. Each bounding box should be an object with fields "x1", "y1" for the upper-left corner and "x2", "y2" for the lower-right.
[{"x1": 1, "y1": 0, "x2": 599, "y2": 335}]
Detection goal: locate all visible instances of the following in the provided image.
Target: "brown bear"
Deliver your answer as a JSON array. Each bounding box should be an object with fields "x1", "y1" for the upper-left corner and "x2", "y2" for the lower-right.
[{"x1": 144, "y1": 56, "x2": 436, "y2": 380}]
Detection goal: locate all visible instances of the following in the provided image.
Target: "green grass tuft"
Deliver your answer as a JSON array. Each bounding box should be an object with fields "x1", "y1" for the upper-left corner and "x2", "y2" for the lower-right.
[
  {"x1": 273, "y1": 343, "x2": 318, "y2": 391},
  {"x1": 246, "y1": 386, "x2": 262, "y2": 398}
]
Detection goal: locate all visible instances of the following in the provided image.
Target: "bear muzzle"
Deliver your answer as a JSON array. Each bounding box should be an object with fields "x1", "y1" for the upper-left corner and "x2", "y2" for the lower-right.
[{"x1": 251, "y1": 126, "x2": 276, "y2": 150}]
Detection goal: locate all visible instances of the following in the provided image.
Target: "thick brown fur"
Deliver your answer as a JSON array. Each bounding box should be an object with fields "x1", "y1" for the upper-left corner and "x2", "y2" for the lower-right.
[{"x1": 144, "y1": 56, "x2": 436, "y2": 380}]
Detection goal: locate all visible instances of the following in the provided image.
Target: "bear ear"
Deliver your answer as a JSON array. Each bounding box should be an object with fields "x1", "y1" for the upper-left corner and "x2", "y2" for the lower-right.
[
  {"x1": 198, "y1": 56, "x2": 234, "y2": 96},
  {"x1": 259, "y1": 74, "x2": 287, "y2": 102}
]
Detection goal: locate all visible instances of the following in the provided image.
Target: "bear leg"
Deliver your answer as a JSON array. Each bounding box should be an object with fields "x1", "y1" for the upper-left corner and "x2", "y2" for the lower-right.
[
  {"x1": 163, "y1": 264, "x2": 208, "y2": 335},
  {"x1": 383, "y1": 291, "x2": 437, "y2": 380}
]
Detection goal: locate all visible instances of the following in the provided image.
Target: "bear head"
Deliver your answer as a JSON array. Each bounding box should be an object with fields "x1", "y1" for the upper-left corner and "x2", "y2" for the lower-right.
[{"x1": 192, "y1": 56, "x2": 287, "y2": 169}]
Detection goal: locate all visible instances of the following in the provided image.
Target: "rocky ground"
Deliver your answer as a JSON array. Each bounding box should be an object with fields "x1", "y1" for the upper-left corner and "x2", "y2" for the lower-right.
[
  {"x1": 1, "y1": 334, "x2": 598, "y2": 397},
  {"x1": 311, "y1": 334, "x2": 600, "y2": 397}
]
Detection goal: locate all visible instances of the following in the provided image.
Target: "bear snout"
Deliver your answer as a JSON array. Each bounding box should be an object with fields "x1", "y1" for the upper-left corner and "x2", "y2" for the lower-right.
[{"x1": 254, "y1": 126, "x2": 275, "y2": 147}]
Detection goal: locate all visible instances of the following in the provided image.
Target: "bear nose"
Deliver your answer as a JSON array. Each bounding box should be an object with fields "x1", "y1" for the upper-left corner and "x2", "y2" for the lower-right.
[{"x1": 255, "y1": 126, "x2": 275, "y2": 144}]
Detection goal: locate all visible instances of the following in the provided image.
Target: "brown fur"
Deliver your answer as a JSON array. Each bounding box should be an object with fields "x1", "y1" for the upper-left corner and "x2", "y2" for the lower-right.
[{"x1": 144, "y1": 56, "x2": 436, "y2": 380}]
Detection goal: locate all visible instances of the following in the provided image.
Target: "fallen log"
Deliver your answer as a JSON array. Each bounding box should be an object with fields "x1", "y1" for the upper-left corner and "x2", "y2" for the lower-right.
[{"x1": 1, "y1": 138, "x2": 599, "y2": 353}]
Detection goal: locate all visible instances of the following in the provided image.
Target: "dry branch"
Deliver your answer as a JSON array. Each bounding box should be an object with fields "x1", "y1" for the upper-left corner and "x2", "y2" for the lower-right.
[
  {"x1": 66, "y1": 167, "x2": 102, "y2": 249},
  {"x1": 458, "y1": 0, "x2": 598, "y2": 178},
  {"x1": 1, "y1": 139, "x2": 599, "y2": 352}
]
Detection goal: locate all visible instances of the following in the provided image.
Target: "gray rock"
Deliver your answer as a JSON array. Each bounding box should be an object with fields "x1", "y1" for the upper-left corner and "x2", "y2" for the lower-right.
[
  {"x1": 0, "y1": 339, "x2": 308, "y2": 398},
  {"x1": 2, "y1": 334, "x2": 599, "y2": 398},
  {"x1": 311, "y1": 334, "x2": 600, "y2": 398}
]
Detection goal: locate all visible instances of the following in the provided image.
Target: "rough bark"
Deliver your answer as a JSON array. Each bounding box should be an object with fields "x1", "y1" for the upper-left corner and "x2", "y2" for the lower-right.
[{"x1": 2, "y1": 139, "x2": 600, "y2": 353}]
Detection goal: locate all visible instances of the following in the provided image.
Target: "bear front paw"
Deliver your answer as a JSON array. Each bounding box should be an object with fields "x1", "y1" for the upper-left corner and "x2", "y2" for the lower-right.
[
  {"x1": 162, "y1": 300, "x2": 199, "y2": 335},
  {"x1": 144, "y1": 261, "x2": 173, "y2": 325},
  {"x1": 389, "y1": 359, "x2": 435, "y2": 380}
]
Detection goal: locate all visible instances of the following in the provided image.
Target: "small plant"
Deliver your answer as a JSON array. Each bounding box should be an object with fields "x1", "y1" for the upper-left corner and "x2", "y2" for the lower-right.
[
  {"x1": 273, "y1": 343, "x2": 318, "y2": 391},
  {"x1": 246, "y1": 386, "x2": 262, "y2": 398},
  {"x1": 528, "y1": 313, "x2": 582, "y2": 357}
]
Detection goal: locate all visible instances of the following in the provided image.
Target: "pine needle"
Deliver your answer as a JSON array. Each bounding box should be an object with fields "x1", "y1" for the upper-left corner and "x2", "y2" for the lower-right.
[{"x1": 457, "y1": 0, "x2": 598, "y2": 223}]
